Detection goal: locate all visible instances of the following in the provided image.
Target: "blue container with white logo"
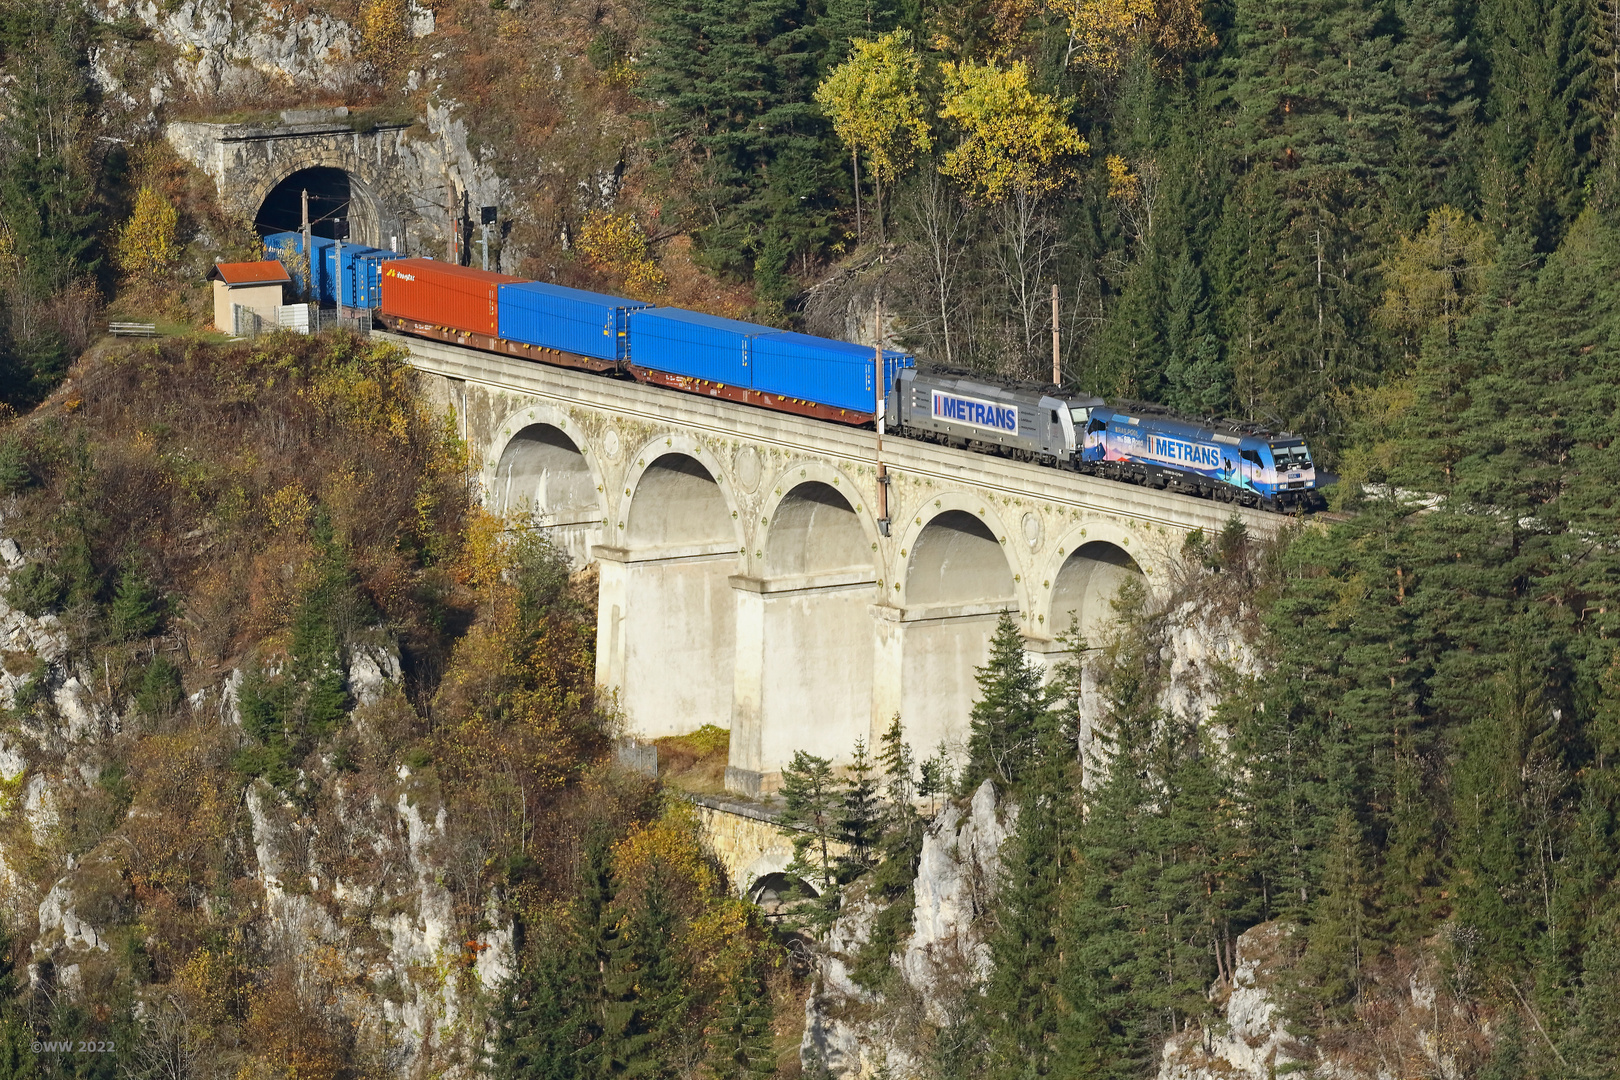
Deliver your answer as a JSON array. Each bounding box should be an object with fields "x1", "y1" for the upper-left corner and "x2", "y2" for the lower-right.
[
  {"x1": 750, "y1": 331, "x2": 913, "y2": 414},
  {"x1": 625, "y1": 307, "x2": 778, "y2": 385},
  {"x1": 264, "y1": 232, "x2": 334, "y2": 301},
  {"x1": 498, "y1": 282, "x2": 652, "y2": 361}
]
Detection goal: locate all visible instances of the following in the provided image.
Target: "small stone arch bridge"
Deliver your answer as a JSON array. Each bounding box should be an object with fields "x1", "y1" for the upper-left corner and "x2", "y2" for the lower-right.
[{"x1": 387, "y1": 331, "x2": 1279, "y2": 796}]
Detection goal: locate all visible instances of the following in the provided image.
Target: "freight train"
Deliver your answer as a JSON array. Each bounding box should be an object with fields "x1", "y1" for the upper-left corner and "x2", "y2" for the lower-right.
[{"x1": 263, "y1": 237, "x2": 1322, "y2": 510}]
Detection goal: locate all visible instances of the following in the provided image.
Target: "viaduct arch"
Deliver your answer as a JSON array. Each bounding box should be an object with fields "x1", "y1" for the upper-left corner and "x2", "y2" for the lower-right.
[{"x1": 394, "y1": 331, "x2": 1276, "y2": 795}]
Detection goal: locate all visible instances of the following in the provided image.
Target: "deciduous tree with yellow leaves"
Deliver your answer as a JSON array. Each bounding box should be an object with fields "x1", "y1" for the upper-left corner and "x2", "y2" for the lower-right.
[
  {"x1": 938, "y1": 60, "x2": 1087, "y2": 204},
  {"x1": 1047, "y1": 0, "x2": 1214, "y2": 81},
  {"x1": 938, "y1": 60, "x2": 1086, "y2": 370},
  {"x1": 578, "y1": 209, "x2": 668, "y2": 299},
  {"x1": 1377, "y1": 205, "x2": 1493, "y2": 352},
  {"x1": 114, "y1": 184, "x2": 179, "y2": 281},
  {"x1": 814, "y1": 30, "x2": 933, "y2": 243}
]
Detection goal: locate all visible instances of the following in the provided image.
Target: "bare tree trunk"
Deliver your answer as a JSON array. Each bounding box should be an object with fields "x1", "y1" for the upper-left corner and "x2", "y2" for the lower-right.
[
  {"x1": 993, "y1": 185, "x2": 1060, "y2": 375},
  {"x1": 875, "y1": 172, "x2": 884, "y2": 246},
  {"x1": 899, "y1": 170, "x2": 971, "y2": 366},
  {"x1": 853, "y1": 148, "x2": 862, "y2": 242}
]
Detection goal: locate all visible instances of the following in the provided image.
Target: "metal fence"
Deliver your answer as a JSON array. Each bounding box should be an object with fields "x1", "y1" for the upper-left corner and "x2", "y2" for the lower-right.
[
  {"x1": 235, "y1": 303, "x2": 371, "y2": 340},
  {"x1": 315, "y1": 306, "x2": 373, "y2": 333},
  {"x1": 232, "y1": 304, "x2": 270, "y2": 340}
]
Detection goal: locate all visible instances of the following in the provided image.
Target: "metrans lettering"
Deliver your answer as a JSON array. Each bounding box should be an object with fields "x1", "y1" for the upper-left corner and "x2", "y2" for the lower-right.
[
  {"x1": 1148, "y1": 435, "x2": 1221, "y2": 469},
  {"x1": 931, "y1": 390, "x2": 1018, "y2": 434}
]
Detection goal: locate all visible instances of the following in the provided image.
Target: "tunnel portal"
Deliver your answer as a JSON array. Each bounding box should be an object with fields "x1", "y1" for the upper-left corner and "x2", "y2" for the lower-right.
[{"x1": 255, "y1": 167, "x2": 355, "y2": 240}]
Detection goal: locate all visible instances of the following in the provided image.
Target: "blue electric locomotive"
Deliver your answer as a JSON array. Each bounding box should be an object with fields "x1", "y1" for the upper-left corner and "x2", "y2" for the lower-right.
[{"x1": 1080, "y1": 405, "x2": 1319, "y2": 508}]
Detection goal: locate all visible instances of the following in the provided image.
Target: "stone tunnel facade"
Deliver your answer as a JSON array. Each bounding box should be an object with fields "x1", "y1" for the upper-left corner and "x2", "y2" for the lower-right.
[
  {"x1": 391, "y1": 332, "x2": 1279, "y2": 796},
  {"x1": 166, "y1": 117, "x2": 480, "y2": 258}
]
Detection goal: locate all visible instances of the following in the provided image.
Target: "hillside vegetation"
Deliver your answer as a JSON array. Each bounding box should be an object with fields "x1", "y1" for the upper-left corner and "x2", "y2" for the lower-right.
[{"x1": 0, "y1": 333, "x2": 781, "y2": 1077}]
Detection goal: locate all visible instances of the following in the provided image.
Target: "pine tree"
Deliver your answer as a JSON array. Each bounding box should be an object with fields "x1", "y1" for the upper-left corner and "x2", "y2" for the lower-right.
[
  {"x1": 838, "y1": 737, "x2": 881, "y2": 874},
  {"x1": 1562, "y1": 907, "x2": 1620, "y2": 1077},
  {"x1": 877, "y1": 713, "x2": 914, "y2": 810},
  {"x1": 917, "y1": 740, "x2": 952, "y2": 814},
  {"x1": 1388, "y1": 0, "x2": 1477, "y2": 225},
  {"x1": 638, "y1": 0, "x2": 843, "y2": 282},
  {"x1": 984, "y1": 636, "x2": 1079, "y2": 1079},
  {"x1": 599, "y1": 874, "x2": 685, "y2": 1080},
  {"x1": 1475, "y1": 0, "x2": 1598, "y2": 247},
  {"x1": 1449, "y1": 642, "x2": 1572, "y2": 975},
  {"x1": 493, "y1": 924, "x2": 601, "y2": 1080},
  {"x1": 1162, "y1": 243, "x2": 1226, "y2": 416},
  {"x1": 108, "y1": 566, "x2": 163, "y2": 642},
  {"x1": 818, "y1": 0, "x2": 905, "y2": 65},
  {"x1": 1294, "y1": 808, "x2": 1373, "y2": 1021},
  {"x1": 779, "y1": 749, "x2": 841, "y2": 909},
  {"x1": 967, "y1": 611, "x2": 1048, "y2": 787},
  {"x1": 0, "y1": 437, "x2": 29, "y2": 495},
  {"x1": 707, "y1": 952, "x2": 777, "y2": 1080}
]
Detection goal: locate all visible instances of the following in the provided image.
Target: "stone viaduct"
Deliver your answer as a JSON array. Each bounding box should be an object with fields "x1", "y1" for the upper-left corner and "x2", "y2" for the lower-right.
[{"x1": 385, "y1": 331, "x2": 1278, "y2": 798}]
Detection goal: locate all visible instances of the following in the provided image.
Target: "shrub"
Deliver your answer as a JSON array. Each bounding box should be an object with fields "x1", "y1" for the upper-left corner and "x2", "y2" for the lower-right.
[
  {"x1": 135, "y1": 656, "x2": 183, "y2": 718},
  {"x1": 0, "y1": 436, "x2": 31, "y2": 493},
  {"x1": 6, "y1": 562, "x2": 64, "y2": 616}
]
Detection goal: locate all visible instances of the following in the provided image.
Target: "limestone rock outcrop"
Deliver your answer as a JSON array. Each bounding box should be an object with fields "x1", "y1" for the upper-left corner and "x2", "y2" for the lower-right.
[{"x1": 0, "y1": 528, "x2": 511, "y2": 1077}]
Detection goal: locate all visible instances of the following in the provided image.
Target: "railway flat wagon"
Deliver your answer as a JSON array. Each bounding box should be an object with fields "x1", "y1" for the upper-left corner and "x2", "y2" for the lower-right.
[{"x1": 497, "y1": 281, "x2": 651, "y2": 363}]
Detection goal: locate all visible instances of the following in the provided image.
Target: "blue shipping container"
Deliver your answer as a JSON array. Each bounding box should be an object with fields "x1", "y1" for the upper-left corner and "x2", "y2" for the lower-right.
[
  {"x1": 264, "y1": 232, "x2": 334, "y2": 301},
  {"x1": 625, "y1": 307, "x2": 780, "y2": 386},
  {"x1": 321, "y1": 243, "x2": 399, "y2": 308},
  {"x1": 498, "y1": 282, "x2": 652, "y2": 361},
  {"x1": 351, "y1": 248, "x2": 405, "y2": 308},
  {"x1": 750, "y1": 330, "x2": 913, "y2": 413}
]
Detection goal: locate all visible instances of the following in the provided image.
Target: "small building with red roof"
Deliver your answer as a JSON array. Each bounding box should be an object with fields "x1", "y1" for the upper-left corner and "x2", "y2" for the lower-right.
[{"x1": 209, "y1": 260, "x2": 292, "y2": 334}]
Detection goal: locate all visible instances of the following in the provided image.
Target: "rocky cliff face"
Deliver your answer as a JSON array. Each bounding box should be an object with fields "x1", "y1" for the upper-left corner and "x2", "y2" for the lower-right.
[
  {"x1": 803, "y1": 780, "x2": 1017, "y2": 1077},
  {"x1": 0, "y1": 521, "x2": 508, "y2": 1076},
  {"x1": 801, "y1": 585, "x2": 1478, "y2": 1080}
]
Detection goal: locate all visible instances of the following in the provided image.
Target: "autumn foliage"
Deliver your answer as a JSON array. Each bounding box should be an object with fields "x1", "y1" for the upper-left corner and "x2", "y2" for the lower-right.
[
  {"x1": 114, "y1": 184, "x2": 180, "y2": 279},
  {"x1": 0, "y1": 333, "x2": 739, "y2": 1074}
]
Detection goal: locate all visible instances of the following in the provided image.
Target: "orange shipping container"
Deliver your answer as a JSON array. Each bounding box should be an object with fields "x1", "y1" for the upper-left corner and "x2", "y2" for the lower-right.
[{"x1": 379, "y1": 259, "x2": 521, "y2": 336}]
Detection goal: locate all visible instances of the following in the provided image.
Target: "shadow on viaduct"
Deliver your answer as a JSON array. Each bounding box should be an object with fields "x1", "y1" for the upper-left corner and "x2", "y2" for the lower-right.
[{"x1": 389, "y1": 332, "x2": 1278, "y2": 800}]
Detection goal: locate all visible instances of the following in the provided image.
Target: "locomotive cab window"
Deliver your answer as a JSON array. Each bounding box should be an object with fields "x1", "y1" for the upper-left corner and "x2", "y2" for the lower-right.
[
  {"x1": 1271, "y1": 443, "x2": 1312, "y2": 468},
  {"x1": 1070, "y1": 407, "x2": 1092, "y2": 425},
  {"x1": 1240, "y1": 450, "x2": 1263, "y2": 465},
  {"x1": 1087, "y1": 417, "x2": 1107, "y2": 433}
]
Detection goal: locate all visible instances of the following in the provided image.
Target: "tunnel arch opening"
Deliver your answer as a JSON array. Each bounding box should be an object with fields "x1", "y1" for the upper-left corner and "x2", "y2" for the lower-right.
[
  {"x1": 255, "y1": 166, "x2": 384, "y2": 247},
  {"x1": 1050, "y1": 541, "x2": 1143, "y2": 643},
  {"x1": 626, "y1": 454, "x2": 733, "y2": 551},
  {"x1": 494, "y1": 425, "x2": 599, "y2": 523},
  {"x1": 765, "y1": 482, "x2": 871, "y2": 579},
  {"x1": 749, "y1": 871, "x2": 818, "y2": 911},
  {"x1": 905, "y1": 510, "x2": 1016, "y2": 609}
]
